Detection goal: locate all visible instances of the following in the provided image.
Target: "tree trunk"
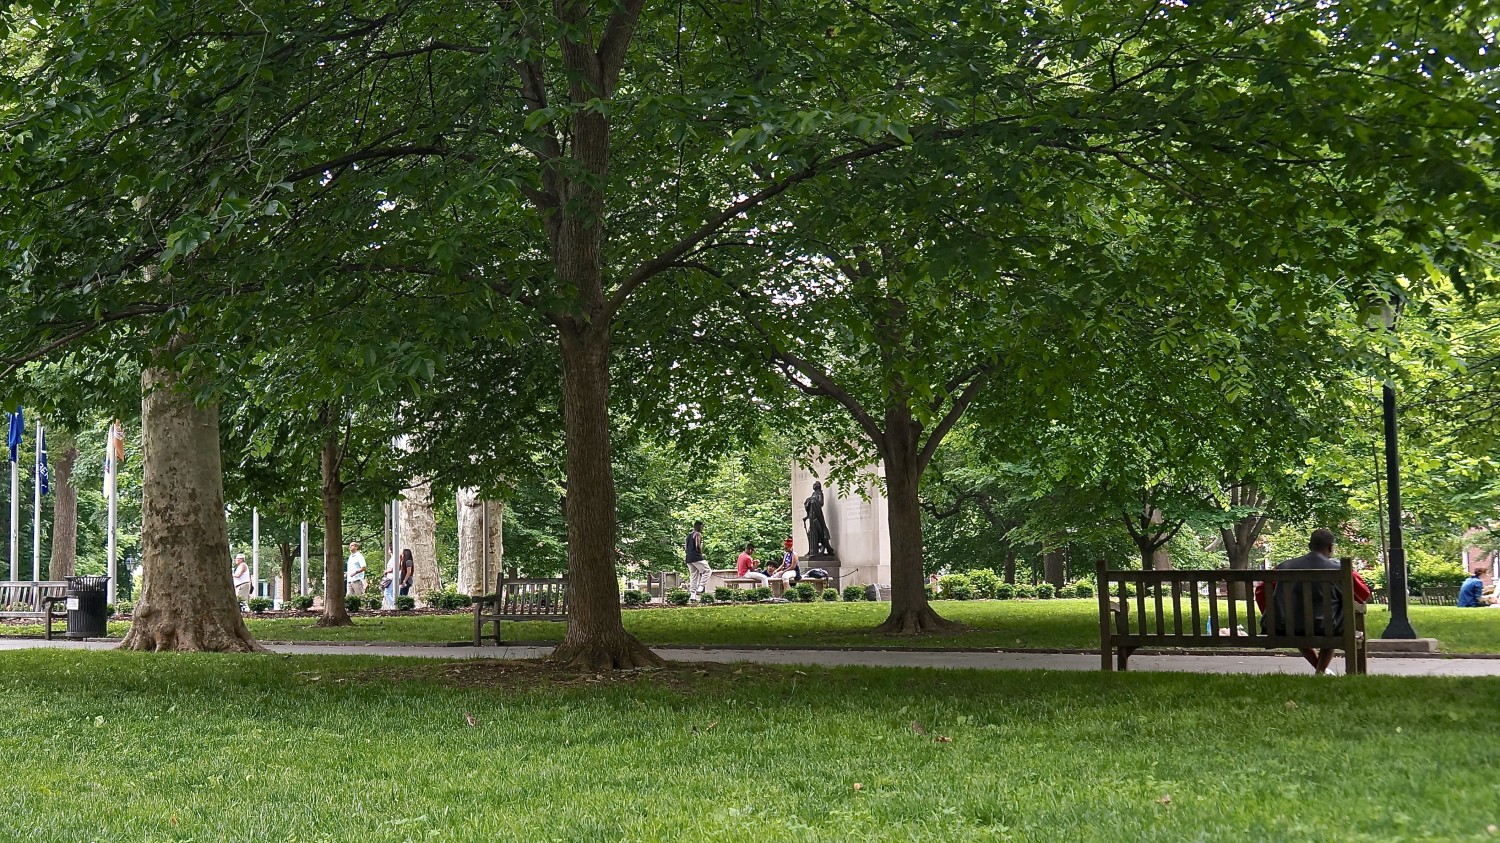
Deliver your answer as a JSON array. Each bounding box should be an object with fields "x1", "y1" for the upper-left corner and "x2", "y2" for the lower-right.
[
  {"x1": 316, "y1": 419, "x2": 351, "y2": 627},
  {"x1": 1043, "y1": 546, "x2": 1066, "y2": 587},
  {"x1": 399, "y1": 477, "x2": 441, "y2": 602},
  {"x1": 457, "y1": 490, "x2": 502, "y2": 595},
  {"x1": 47, "y1": 445, "x2": 78, "y2": 580},
  {"x1": 279, "y1": 542, "x2": 293, "y2": 602},
  {"x1": 875, "y1": 412, "x2": 958, "y2": 635},
  {"x1": 120, "y1": 364, "x2": 261, "y2": 652},
  {"x1": 1003, "y1": 545, "x2": 1016, "y2": 584},
  {"x1": 546, "y1": 325, "x2": 662, "y2": 669}
]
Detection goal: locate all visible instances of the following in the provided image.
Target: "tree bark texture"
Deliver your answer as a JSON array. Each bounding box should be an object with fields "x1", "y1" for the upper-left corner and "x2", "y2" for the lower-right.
[
  {"x1": 1043, "y1": 547, "x2": 1067, "y2": 587},
  {"x1": 119, "y1": 366, "x2": 262, "y2": 652},
  {"x1": 279, "y1": 542, "x2": 294, "y2": 602},
  {"x1": 47, "y1": 445, "x2": 78, "y2": 580},
  {"x1": 457, "y1": 489, "x2": 503, "y2": 595},
  {"x1": 1003, "y1": 546, "x2": 1016, "y2": 585},
  {"x1": 546, "y1": 326, "x2": 663, "y2": 669},
  {"x1": 399, "y1": 477, "x2": 441, "y2": 601},
  {"x1": 875, "y1": 411, "x2": 959, "y2": 635},
  {"x1": 316, "y1": 421, "x2": 350, "y2": 626}
]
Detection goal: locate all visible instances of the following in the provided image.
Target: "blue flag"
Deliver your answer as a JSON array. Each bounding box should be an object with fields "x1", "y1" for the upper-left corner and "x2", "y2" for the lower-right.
[
  {"x1": 6, "y1": 408, "x2": 21, "y2": 463},
  {"x1": 38, "y1": 429, "x2": 48, "y2": 496}
]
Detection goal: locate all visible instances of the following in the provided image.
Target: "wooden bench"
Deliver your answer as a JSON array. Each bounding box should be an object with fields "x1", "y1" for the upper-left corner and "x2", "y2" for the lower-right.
[
  {"x1": 472, "y1": 576, "x2": 569, "y2": 646},
  {"x1": 0, "y1": 581, "x2": 70, "y2": 639},
  {"x1": 1097, "y1": 560, "x2": 1368, "y2": 674},
  {"x1": 1418, "y1": 586, "x2": 1460, "y2": 606}
]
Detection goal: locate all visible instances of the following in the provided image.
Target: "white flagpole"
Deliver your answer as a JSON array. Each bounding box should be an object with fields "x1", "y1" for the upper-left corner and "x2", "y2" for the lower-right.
[
  {"x1": 9, "y1": 441, "x2": 18, "y2": 583},
  {"x1": 107, "y1": 427, "x2": 118, "y2": 605},
  {"x1": 251, "y1": 507, "x2": 260, "y2": 600},
  {"x1": 299, "y1": 520, "x2": 308, "y2": 596},
  {"x1": 32, "y1": 424, "x2": 41, "y2": 582}
]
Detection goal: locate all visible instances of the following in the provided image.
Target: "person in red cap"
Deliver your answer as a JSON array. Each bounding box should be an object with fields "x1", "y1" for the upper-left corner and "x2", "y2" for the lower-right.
[{"x1": 771, "y1": 537, "x2": 800, "y2": 588}]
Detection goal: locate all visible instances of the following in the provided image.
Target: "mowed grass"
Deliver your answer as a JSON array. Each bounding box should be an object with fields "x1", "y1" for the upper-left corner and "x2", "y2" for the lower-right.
[
  {"x1": 7, "y1": 601, "x2": 1499, "y2": 653},
  {"x1": 1, "y1": 650, "x2": 1497, "y2": 842}
]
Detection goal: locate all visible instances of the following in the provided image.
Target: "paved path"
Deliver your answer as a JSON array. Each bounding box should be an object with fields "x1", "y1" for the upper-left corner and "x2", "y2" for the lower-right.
[{"x1": 5, "y1": 638, "x2": 1500, "y2": 676}]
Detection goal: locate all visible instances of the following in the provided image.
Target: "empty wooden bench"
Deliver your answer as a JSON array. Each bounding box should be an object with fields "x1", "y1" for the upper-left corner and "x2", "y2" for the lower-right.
[
  {"x1": 473, "y1": 576, "x2": 569, "y2": 646},
  {"x1": 1097, "y1": 559, "x2": 1368, "y2": 674},
  {"x1": 1418, "y1": 586, "x2": 1460, "y2": 606},
  {"x1": 0, "y1": 581, "x2": 70, "y2": 639}
]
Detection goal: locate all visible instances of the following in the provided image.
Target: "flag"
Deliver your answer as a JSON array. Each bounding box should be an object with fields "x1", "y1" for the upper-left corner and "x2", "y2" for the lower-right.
[
  {"x1": 105, "y1": 420, "x2": 125, "y2": 473},
  {"x1": 38, "y1": 428, "x2": 48, "y2": 497},
  {"x1": 6, "y1": 408, "x2": 21, "y2": 462}
]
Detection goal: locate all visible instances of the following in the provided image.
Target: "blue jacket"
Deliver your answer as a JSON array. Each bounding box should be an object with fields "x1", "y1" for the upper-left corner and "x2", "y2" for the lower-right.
[{"x1": 1458, "y1": 576, "x2": 1485, "y2": 608}]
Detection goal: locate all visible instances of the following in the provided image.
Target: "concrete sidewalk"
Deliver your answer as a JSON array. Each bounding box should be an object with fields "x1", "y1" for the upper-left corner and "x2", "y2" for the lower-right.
[{"x1": 5, "y1": 638, "x2": 1500, "y2": 676}]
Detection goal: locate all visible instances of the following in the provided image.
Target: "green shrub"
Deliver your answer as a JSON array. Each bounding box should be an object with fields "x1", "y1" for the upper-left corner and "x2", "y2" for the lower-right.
[
  {"x1": 822, "y1": 588, "x2": 838, "y2": 602},
  {"x1": 1055, "y1": 584, "x2": 1077, "y2": 599},
  {"x1": 1073, "y1": 581, "x2": 1095, "y2": 599},
  {"x1": 938, "y1": 573, "x2": 973, "y2": 600},
  {"x1": 1407, "y1": 548, "x2": 1468, "y2": 589},
  {"x1": 843, "y1": 585, "x2": 866, "y2": 602},
  {"x1": 794, "y1": 583, "x2": 817, "y2": 602},
  {"x1": 394, "y1": 595, "x2": 416, "y2": 611},
  {"x1": 344, "y1": 595, "x2": 363, "y2": 612},
  {"x1": 714, "y1": 587, "x2": 735, "y2": 603},
  {"x1": 1014, "y1": 583, "x2": 1037, "y2": 599},
  {"x1": 750, "y1": 586, "x2": 773, "y2": 602},
  {"x1": 248, "y1": 597, "x2": 273, "y2": 614},
  {"x1": 425, "y1": 589, "x2": 472, "y2": 610},
  {"x1": 666, "y1": 588, "x2": 691, "y2": 606},
  {"x1": 730, "y1": 589, "x2": 749, "y2": 603},
  {"x1": 1036, "y1": 583, "x2": 1056, "y2": 599},
  {"x1": 923, "y1": 584, "x2": 935, "y2": 599},
  {"x1": 622, "y1": 589, "x2": 648, "y2": 607},
  {"x1": 114, "y1": 600, "x2": 134, "y2": 617},
  {"x1": 994, "y1": 582, "x2": 1015, "y2": 600},
  {"x1": 104, "y1": 603, "x2": 116, "y2": 617},
  {"x1": 968, "y1": 569, "x2": 1002, "y2": 599},
  {"x1": 698, "y1": 593, "x2": 715, "y2": 605},
  {"x1": 289, "y1": 594, "x2": 316, "y2": 611}
]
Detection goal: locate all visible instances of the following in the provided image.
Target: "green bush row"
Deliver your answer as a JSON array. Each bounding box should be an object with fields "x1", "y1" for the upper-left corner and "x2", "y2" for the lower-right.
[{"x1": 934, "y1": 574, "x2": 1094, "y2": 600}]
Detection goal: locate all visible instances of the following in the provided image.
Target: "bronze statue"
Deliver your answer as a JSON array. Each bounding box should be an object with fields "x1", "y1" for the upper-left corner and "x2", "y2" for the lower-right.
[{"x1": 803, "y1": 481, "x2": 836, "y2": 559}]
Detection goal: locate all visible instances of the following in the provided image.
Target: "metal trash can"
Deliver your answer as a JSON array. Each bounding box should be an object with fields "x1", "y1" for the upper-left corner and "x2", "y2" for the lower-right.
[{"x1": 64, "y1": 576, "x2": 110, "y2": 639}]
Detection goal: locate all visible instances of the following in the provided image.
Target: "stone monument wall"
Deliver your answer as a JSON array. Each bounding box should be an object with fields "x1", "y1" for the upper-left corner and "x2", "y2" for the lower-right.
[{"x1": 791, "y1": 458, "x2": 890, "y2": 589}]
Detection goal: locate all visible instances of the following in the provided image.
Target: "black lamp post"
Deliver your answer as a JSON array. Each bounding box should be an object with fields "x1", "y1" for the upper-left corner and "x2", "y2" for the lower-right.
[{"x1": 1378, "y1": 303, "x2": 1417, "y2": 640}]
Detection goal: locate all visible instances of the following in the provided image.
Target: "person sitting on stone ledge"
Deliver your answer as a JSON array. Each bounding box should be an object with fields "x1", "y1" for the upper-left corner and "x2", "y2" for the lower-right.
[
  {"x1": 771, "y1": 538, "x2": 800, "y2": 588},
  {"x1": 736, "y1": 543, "x2": 770, "y2": 587}
]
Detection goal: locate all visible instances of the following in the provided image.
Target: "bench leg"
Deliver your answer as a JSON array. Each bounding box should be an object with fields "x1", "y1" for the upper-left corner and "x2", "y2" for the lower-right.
[
  {"x1": 494, "y1": 618, "x2": 503, "y2": 646},
  {"x1": 473, "y1": 609, "x2": 482, "y2": 647},
  {"x1": 1100, "y1": 648, "x2": 1112, "y2": 672},
  {"x1": 1116, "y1": 648, "x2": 1130, "y2": 671}
]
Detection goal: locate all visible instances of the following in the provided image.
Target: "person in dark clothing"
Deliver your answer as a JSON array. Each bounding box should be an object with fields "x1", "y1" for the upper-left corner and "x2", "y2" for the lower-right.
[
  {"x1": 1458, "y1": 567, "x2": 1489, "y2": 607},
  {"x1": 398, "y1": 548, "x2": 415, "y2": 596},
  {"x1": 685, "y1": 521, "x2": 709, "y2": 596},
  {"x1": 1255, "y1": 528, "x2": 1371, "y2": 675}
]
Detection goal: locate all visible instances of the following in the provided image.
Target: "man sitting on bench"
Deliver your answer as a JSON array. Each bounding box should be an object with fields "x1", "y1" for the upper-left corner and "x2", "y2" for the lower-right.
[
  {"x1": 736, "y1": 543, "x2": 770, "y2": 587},
  {"x1": 1255, "y1": 528, "x2": 1372, "y2": 675}
]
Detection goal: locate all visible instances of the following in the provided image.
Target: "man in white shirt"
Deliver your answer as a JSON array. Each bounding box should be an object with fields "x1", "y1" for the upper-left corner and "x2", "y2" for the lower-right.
[
  {"x1": 345, "y1": 542, "x2": 367, "y2": 596},
  {"x1": 232, "y1": 554, "x2": 252, "y2": 605}
]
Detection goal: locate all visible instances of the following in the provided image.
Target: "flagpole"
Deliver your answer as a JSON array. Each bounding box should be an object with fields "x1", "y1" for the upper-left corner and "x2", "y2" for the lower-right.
[
  {"x1": 107, "y1": 428, "x2": 118, "y2": 606},
  {"x1": 251, "y1": 507, "x2": 260, "y2": 602},
  {"x1": 299, "y1": 520, "x2": 308, "y2": 596},
  {"x1": 32, "y1": 424, "x2": 41, "y2": 582}
]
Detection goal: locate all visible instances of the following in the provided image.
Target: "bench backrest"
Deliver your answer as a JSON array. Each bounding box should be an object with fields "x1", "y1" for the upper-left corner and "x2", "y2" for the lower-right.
[
  {"x1": 492, "y1": 576, "x2": 570, "y2": 618},
  {"x1": 1096, "y1": 559, "x2": 1359, "y2": 649},
  {"x1": 0, "y1": 581, "x2": 68, "y2": 614},
  {"x1": 1419, "y1": 586, "x2": 1459, "y2": 605}
]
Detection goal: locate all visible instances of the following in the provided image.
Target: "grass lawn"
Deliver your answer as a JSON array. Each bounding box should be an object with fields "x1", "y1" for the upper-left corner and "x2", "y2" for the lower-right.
[
  {"x1": 7, "y1": 600, "x2": 1499, "y2": 653},
  {"x1": 2, "y1": 650, "x2": 1497, "y2": 842}
]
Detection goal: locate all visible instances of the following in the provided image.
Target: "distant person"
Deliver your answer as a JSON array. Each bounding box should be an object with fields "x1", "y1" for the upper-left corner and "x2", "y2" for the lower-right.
[
  {"x1": 771, "y1": 538, "x2": 800, "y2": 588},
  {"x1": 1458, "y1": 567, "x2": 1489, "y2": 607},
  {"x1": 737, "y1": 543, "x2": 770, "y2": 586},
  {"x1": 685, "y1": 521, "x2": 710, "y2": 597},
  {"x1": 399, "y1": 548, "x2": 415, "y2": 597},
  {"x1": 232, "y1": 554, "x2": 252, "y2": 605},
  {"x1": 345, "y1": 541, "x2": 367, "y2": 596},
  {"x1": 1255, "y1": 528, "x2": 1371, "y2": 675}
]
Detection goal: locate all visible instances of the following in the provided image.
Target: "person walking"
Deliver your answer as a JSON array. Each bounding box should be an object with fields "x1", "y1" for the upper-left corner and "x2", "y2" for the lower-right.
[
  {"x1": 398, "y1": 548, "x2": 415, "y2": 597},
  {"x1": 345, "y1": 541, "x2": 367, "y2": 596},
  {"x1": 685, "y1": 521, "x2": 710, "y2": 597},
  {"x1": 232, "y1": 554, "x2": 252, "y2": 607}
]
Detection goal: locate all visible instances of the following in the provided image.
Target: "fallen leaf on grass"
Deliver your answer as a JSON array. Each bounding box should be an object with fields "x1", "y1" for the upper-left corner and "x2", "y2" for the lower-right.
[
  {"x1": 1158, "y1": 794, "x2": 1172, "y2": 806},
  {"x1": 852, "y1": 783, "x2": 863, "y2": 792},
  {"x1": 1284, "y1": 700, "x2": 1297, "y2": 710},
  {"x1": 463, "y1": 712, "x2": 477, "y2": 727},
  {"x1": 705, "y1": 721, "x2": 717, "y2": 731},
  {"x1": 910, "y1": 720, "x2": 927, "y2": 735},
  {"x1": 169, "y1": 815, "x2": 178, "y2": 828},
  {"x1": 934, "y1": 736, "x2": 953, "y2": 743}
]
